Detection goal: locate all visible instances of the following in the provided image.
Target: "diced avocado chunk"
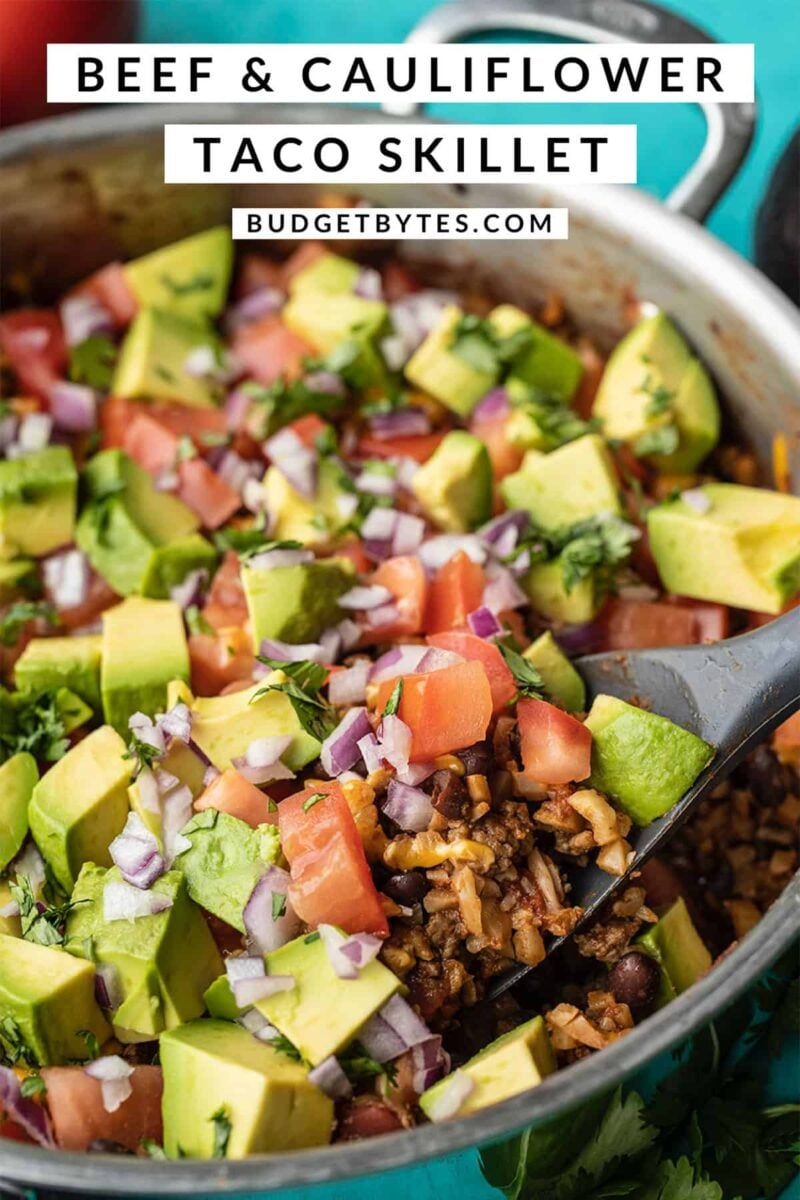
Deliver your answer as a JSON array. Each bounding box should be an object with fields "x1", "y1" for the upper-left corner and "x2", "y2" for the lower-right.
[
  {"x1": 0, "y1": 447, "x2": 77, "y2": 559},
  {"x1": 255, "y1": 932, "x2": 401, "y2": 1066},
  {"x1": 411, "y1": 430, "x2": 492, "y2": 533},
  {"x1": 178, "y1": 676, "x2": 320, "y2": 774},
  {"x1": 55, "y1": 687, "x2": 93, "y2": 734},
  {"x1": 0, "y1": 934, "x2": 110, "y2": 1065},
  {"x1": 160, "y1": 1019, "x2": 333, "y2": 1157},
  {"x1": 76, "y1": 449, "x2": 198, "y2": 596},
  {"x1": 283, "y1": 290, "x2": 387, "y2": 356},
  {"x1": 0, "y1": 879, "x2": 21, "y2": 938},
  {"x1": 177, "y1": 809, "x2": 280, "y2": 933},
  {"x1": 243, "y1": 556, "x2": 354, "y2": 647},
  {"x1": 28, "y1": 725, "x2": 131, "y2": 893},
  {"x1": 593, "y1": 313, "x2": 720, "y2": 473},
  {"x1": 490, "y1": 304, "x2": 583, "y2": 401},
  {"x1": 501, "y1": 435, "x2": 621, "y2": 530},
  {"x1": 523, "y1": 631, "x2": 586, "y2": 712},
  {"x1": 101, "y1": 597, "x2": 190, "y2": 736},
  {"x1": 15, "y1": 634, "x2": 102, "y2": 711},
  {"x1": 288, "y1": 252, "x2": 361, "y2": 296},
  {"x1": 405, "y1": 305, "x2": 497, "y2": 417},
  {"x1": 522, "y1": 559, "x2": 601, "y2": 624},
  {"x1": 584, "y1": 695, "x2": 713, "y2": 826},
  {"x1": 140, "y1": 534, "x2": 218, "y2": 601},
  {"x1": 637, "y1": 897, "x2": 712, "y2": 1006},
  {"x1": 0, "y1": 559, "x2": 36, "y2": 601},
  {"x1": 261, "y1": 458, "x2": 358, "y2": 547},
  {"x1": 66, "y1": 864, "x2": 222, "y2": 1042},
  {"x1": 0, "y1": 752, "x2": 37, "y2": 870},
  {"x1": 123, "y1": 227, "x2": 233, "y2": 320},
  {"x1": 128, "y1": 737, "x2": 208, "y2": 843},
  {"x1": 647, "y1": 483, "x2": 800, "y2": 615},
  {"x1": 420, "y1": 1016, "x2": 555, "y2": 1119},
  {"x1": 112, "y1": 308, "x2": 222, "y2": 408}
]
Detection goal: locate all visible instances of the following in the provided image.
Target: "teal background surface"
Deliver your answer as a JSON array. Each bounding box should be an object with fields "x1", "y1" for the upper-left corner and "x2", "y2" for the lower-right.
[{"x1": 137, "y1": 2, "x2": 798, "y2": 1196}]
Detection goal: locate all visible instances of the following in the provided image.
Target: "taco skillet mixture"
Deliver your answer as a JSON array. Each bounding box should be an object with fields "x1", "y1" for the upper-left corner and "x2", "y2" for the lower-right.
[{"x1": 0, "y1": 223, "x2": 798, "y2": 1159}]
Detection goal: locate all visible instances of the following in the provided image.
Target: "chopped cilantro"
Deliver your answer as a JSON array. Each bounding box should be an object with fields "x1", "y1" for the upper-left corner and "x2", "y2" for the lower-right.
[
  {"x1": 199, "y1": 430, "x2": 232, "y2": 449},
  {"x1": 450, "y1": 313, "x2": 533, "y2": 375},
  {"x1": 9, "y1": 874, "x2": 85, "y2": 947},
  {"x1": 271, "y1": 891, "x2": 287, "y2": 920},
  {"x1": 20, "y1": 1072, "x2": 47, "y2": 1099},
  {"x1": 85, "y1": 477, "x2": 126, "y2": 548},
  {"x1": 638, "y1": 371, "x2": 675, "y2": 419},
  {"x1": 174, "y1": 434, "x2": 197, "y2": 464},
  {"x1": 549, "y1": 514, "x2": 639, "y2": 594},
  {"x1": 210, "y1": 1105, "x2": 232, "y2": 1159},
  {"x1": 509, "y1": 384, "x2": 598, "y2": 451},
  {"x1": 382, "y1": 679, "x2": 404, "y2": 717},
  {"x1": 304, "y1": 931, "x2": 321, "y2": 945},
  {"x1": 68, "y1": 333, "x2": 117, "y2": 391},
  {"x1": 123, "y1": 732, "x2": 162, "y2": 778},
  {"x1": 0, "y1": 687, "x2": 72, "y2": 765},
  {"x1": 141, "y1": 1138, "x2": 168, "y2": 1160},
  {"x1": 0, "y1": 600, "x2": 57, "y2": 647},
  {"x1": 268, "y1": 798, "x2": 278, "y2": 813},
  {"x1": 269, "y1": 1032, "x2": 305, "y2": 1062},
  {"x1": 242, "y1": 375, "x2": 345, "y2": 440},
  {"x1": 633, "y1": 422, "x2": 681, "y2": 459},
  {"x1": 0, "y1": 1015, "x2": 37, "y2": 1068},
  {"x1": 252, "y1": 659, "x2": 335, "y2": 742},
  {"x1": 185, "y1": 604, "x2": 215, "y2": 637},
  {"x1": 497, "y1": 643, "x2": 545, "y2": 701},
  {"x1": 78, "y1": 1029, "x2": 101, "y2": 1060},
  {"x1": 302, "y1": 792, "x2": 326, "y2": 813},
  {"x1": 160, "y1": 271, "x2": 215, "y2": 297},
  {"x1": 338, "y1": 1041, "x2": 398, "y2": 1088}
]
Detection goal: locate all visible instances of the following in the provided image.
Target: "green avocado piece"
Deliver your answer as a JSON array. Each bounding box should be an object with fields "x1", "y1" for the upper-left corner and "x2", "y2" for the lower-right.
[
  {"x1": 0, "y1": 447, "x2": 77, "y2": 560},
  {"x1": 584, "y1": 695, "x2": 713, "y2": 826},
  {"x1": 0, "y1": 752, "x2": 37, "y2": 871},
  {"x1": 404, "y1": 305, "x2": 498, "y2": 417},
  {"x1": 261, "y1": 458, "x2": 360, "y2": 547},
  {"x1": 522, "y1": 559, "x2": 601, "y2": 624},
  {"x1": 76, "y1": 449, "x2": 199, "y2": 596},
  {"x1": 66, "y1": 864, "x2": 222, "y2": 1042},
  {"x1": 411, "y1": 430, "x2": 492, "y2": 533},
  {"x1": 288, "y1": 252, "x2": 361, "y2": 296},
  {"x1": 28, "y1": 725, "x2": 132, "y2": 893},
  {"x1": 123, "y1": 226, "x2": 233, "y2": 320},
  {"x1": 160, "y1": 1019, "x2": 333, "y2": 1157},
  {"x1": 489, "y1": 304, "x2": 583, "y2": 402},
  {"x1": 55, "y1": 687, "x2": 93, "y2": 734},
  {"x1": 593, "y1": 313, "x2": 720, "y2": 473},
  {"x1": 0, "y1": 933, "x2": 110, "y2": 1065},
  {"x1": 0, "y1": 879, "x2": 21, "y2": 938},
  {"x1": 637, "y1": 897, "x2": 712, "y2": 1006},
  {"x1": 112, "y1": 308, "x2": 222, "y2": 408},
  {"x1": 501, "y1": 434, "x2": 621, "y2": 530},
  {"x1": 139, "y1": 533, "x2": 218, "y2": 601},
  {"x1": 254, "y1": 932, "x2": 401, "y2": 1066},
  {"x1": 101, "y1": 597, "x2": 190, "y2": 736},
  {"x1": 523, "y1": 631, "x2": 586, "y2": 712},
  {"x1": 174, "y1": 676, "x2": 320, "y2": 774},
  {"x1": 0, "y1": 559, "x2": 36, "y2": 601},
  {"x1": 283, "y1": 290, "x2": 387, "y2": 356},
  {"x1": 15, "y1": 634, "x2": 102, "y2": 711},
  {"x1": 420, "y1": 1015, "x2": 554, "y2": 1119},
  {"x1": 647, "y1": 483, "x2": 800, "y2": 615},
  {"x1": 176, "y1": 809, "x2": 280, "y2": 933},
  {"x1": 243, "y1": 555, "x2": 354, "y2": 647}
]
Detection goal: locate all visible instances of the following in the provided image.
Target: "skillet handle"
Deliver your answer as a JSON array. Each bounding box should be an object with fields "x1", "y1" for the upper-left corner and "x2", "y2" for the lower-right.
[{"x1": 389, "y1": 0, "x2": 755, "y2": 223}]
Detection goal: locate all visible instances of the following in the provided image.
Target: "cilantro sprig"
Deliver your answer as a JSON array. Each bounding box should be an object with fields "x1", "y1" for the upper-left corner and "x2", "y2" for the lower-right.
[
  {"x1": 382, "y1": 679, "x2": 404, "y2": 717},
  {"x1": 9, "y1": 874, "x2": 85, "y2": 948},
  {"x1": 242, "y1": 375, "x2": 346, "y2": 440},
  {"x1": 252, "y1": 658, "x2": 336, "y2": 742},
  {"x1": 497, "y1": 643, "x2": 545, "y2": 701},
  {"x1": 123, "y1": 732, "x2": 162, "y2": 779},
  {"x1": 450, "y1": 314, "x2": 534, "y2": 375},
  {"x1": 69, "y1": 334, "x2": 117, "y2": 391},
  {"x1": 210, "y1": 1105, "x2": 232, "y2": 1159},
  {"x1": 0, "y1": 687, "x2": 72, "y2": 765},
  {"x1": 0, "y1": 601, "x2": 57, "y2": 647},
  {"x1": 338, "y1": 1041, "x2": 398, "y2": 1088}
]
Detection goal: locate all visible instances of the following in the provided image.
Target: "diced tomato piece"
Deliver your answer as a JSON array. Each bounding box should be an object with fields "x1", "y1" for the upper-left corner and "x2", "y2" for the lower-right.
[
  {"x1": 361, "y1": 555, "x2": 427, "y2": 643},
  {"x1": 498, "y1": 609, "x2": 527, "y2": 645},
  {"x1": 774, "y1": 712, "x2": 800, "y2": 762},
  {"x1": 281, "y1": 241, "x2": 327, "y2": 287},
  {"x1": 202, "y1": 551, "x2": 248, "y2": 630},
  {"x1": 41, "y1": 1065, "x2": 163, "y2": 1153},
  {"x1": 0, "y1": 1118, "x2": 33, "y2": 1143},
  {"x1": 747, "y1": 594, "x2": 800, "y2": 630},
  {"x1": 177, "y1": 457, "x2": 241, "y2": 530},
  {"x1": 147, "y1": 402, "x2": 227, "y2": 441},
  {"x1": 231, "y1": 315, "x2": 312, "y2": 386},
  {"x1": 50, "y1": 570, "x2": 118, "y2": 630},
  {"x1": 70, "y1": 262, "x2": 137, "y2": 327},
  {"x1": 611, "y1": 442, "x2": 649, "y2": 488},
  {"x1": 0, "y1": 309, "x2": 66, "y2": 399},
  {"x1": 335, "y1": 537, "x2": 371, "y2": 575},
  {"x1": 290, "y1": 412, "x2": 329, "y2": 448},
  {"x1": 598, "y1": 598, "x2": 697, "y2": 651},
  {"x1": 665, "y1": 596, "x2": 729, "y2": 643},
  {"x1": 123, "y1": 412, "x2": 179, "y2": 473},
  {"x1": 573, "y1": 338, "x2": 606, "y2": 420},
  {"x1": 195, "y1": 768, "x2": 274, "y2": 828},
  {"x1": 381, "y1": 263, "x2": 421, "y2": 302},
  {"x1": 374, "y1": 660, "x2": 493, "y2": 761},
  {"x1": 427, "y1": 630, "x2": 516, "y2": 715},
  {"x1": 279, "y1": 782, "x2": 388, "y2": 936},
  {"x1": 100, "y1": 396, "x2": 134, "y2": 448},
  {"x1": 469, "y1": 410, "x2": 523, "y2": 482},
  {"x1": 236, "y1": 254, "x2": 283, "y2": 299},
  {"x1": 425, "y1": 551, "x2": 487, "y2": 635},
  {"x1": 356, "y1": 431, "x2": 447, "y2": 465},
  {"x1": 517, "y1": 697, "x2": 592, "y2": 785},
  {"x1": 189, "y1": 627, "x2": 255, "y2": 696}
]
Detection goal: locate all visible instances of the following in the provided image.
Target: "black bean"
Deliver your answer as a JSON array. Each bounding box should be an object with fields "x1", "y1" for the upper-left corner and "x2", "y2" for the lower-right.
[
  {"x1": 746, "y1": 745, "x2": 784, "y2": 807},
  {"x1": 383, "y1": 870, "x2": 428, "y2": 905},
  {"x1": 457, "y1": 741, "x2": 493, "y2": 777},
  {"x1": 430, "y1": 769, "x2": 468, "y2": 819},
  {"x1": 609, "y1": 951, "x2": 662, "y2": 1013},
  {"x1": 87, "y1": 1139, "x2": 134, "y2": 1155}
]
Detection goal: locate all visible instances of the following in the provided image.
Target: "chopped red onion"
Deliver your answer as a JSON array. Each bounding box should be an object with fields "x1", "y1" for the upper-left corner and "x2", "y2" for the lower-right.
[
  {"x1": 336, "y1": 617, "x2": 362, "y2": 652},
  {"x1": 617, "y1": 582, "x2": 660, "y2": 602},
  {"x1": 0, "y1": 1066, "x2": 53, "y2": 1146},
  {"x1": 59, "y1": 294, "x2": 113, "y2": 346},
  {"x1": 358, "y1": 993, "x2": 433, "y2": 1062},
  {"x1": 467, "y1": 606, "x2": 503, "y2": 639},
  {"x1": 424, "y1": 1069, "x2": 474, "y2": 1121},
  {"x1": 319, "y1": 924, "x2": 381, "y2": 980},
  {"x1": 380, "y1": 994, "x2": 433, "y2": 1048},
  {"x1": 509, "y1": 546, "x2": 532, "y2": 576},
  {"x1": 16, "y1": 412, "x2": 52, "y2": 454},
  {"x1": 472, "y1": 387, "x2": 509, "y2": 422},
  {"x1": 419, "y1": 535, "x2": 487, "y2": 570},
  {"x1": 128, "y1": 712, "x2": 166, "y2": 756},
  {"x1": 183, "y1": 345, "x2": 218, "y2": 378},
  {"x1": 224, "y1": 286, "x2": 284, "y2": 334},
  {"x1": 681, "y1": 487, "x2": 712, "y2": 514},
  {"x1": 49, "y1": 381, "x2": 97, "y2": 432},
  {"x1": 328, "y1": 660, "x2": 371, "y2": 707},
  {"x1": 217, "y1": 450, "x2": 262, "y2": 494},
  {"x1": 389, "y1": 291, "x2": 457, "y2": 356},
  {"x1": 103, "y1": 880, "x2": 173, "y2": 922},
  {"x1": 225, "y1": 955, "x2": 266, "y2": 985},
  {"x1": 364, "y1": 601, "x2": 400, "y2": 629},
  {"x1": 361, "y1": 507, "x2": 398, "y2": 541},
  {"x1": 391, "y1": 511, "x2": 425, "y2": 556},
  {"x1": 369, "y1": 645, "x2": 428, "y2": 683},
  {"x1": 410, "y1": 1035, "x2": 448, "y2": 1094},
  {"x1": 264, "y1": 428, "x2": 317, "y2": 498},
  {"x1": 339, "y1": 584, "x2": 393, "y2": 611},
  {"x1": 319, "y1": 626, "x2": 342, "y2": 664},
  {"x1": 335, "y1": 491, "x2": 360, "y2": 523},
  {"x1": 0, "y1": 413, "x2": 18, "y2": 452},
  {"x1": 357, "y1": 732, "x2": 384, "y2": 775},
  {"x1": 135, "y1": 767, "x2": 162, "y2": 814},
  {"x1": 415, "y1": 647, "x2": 464, "y2": 674},
  {"x1": 379, "y1": 333, "x2": 410, "y2": 371},
  {"x1": 259, "y1": 637, "x2": 327, "y2": 664},
  {"x1": 553, "y1": 621, "x2": 603, "y2": 656},
  {"x1": 42, "y1": 548, "x2": 90, "y2": 611},
  {"x1": 394, "y1": 761, "x2": 436, "y2": 786},
  {"x1": 357, "y1": 1013, "x2": 407, "y2": 1063},
  {"x1": 482, "y1": 566, "x2": 528, "y2": 614},
  {"x1": 234, "y1": 973, "x2": 295, "y2": 1006},
  {"x1": 243, "y1": 866, "x2": 302, "y2": 954},
  {"x1": 377, "y1": 714, "x2": 411, "y2": 772},
  {"x1": 238, "y1": 1007, "x2": 280, "y2": 1040},
  {"x1": 157, "y1": 702, "x2": 193, "y2": 745},
  {"x1": 368, "y1": 408, "x2": 430, "y2": 440},
  {"x1": 10, "y1": 842, "x2": 46, "y2": 893},
  {"x1": 308, "y1": 1055, "x2": 353, "y2": 1100},
  {"x1": 160, "y1": 783, "x2": 194, "y2": 866},
  {"x1": 109, "y1": 812, "x2": 165, "y2": 889},
  {"x1": 203, "y1": 764, "x2": 221, "y2": 788},
  {"x1": 479, "y1": 509, "x2": 529, "y2": 550},
  {"x1": 355, "y1": 468, "x2": 397, "y2": 498},
  {"x1": 170, "y1": 568, "x2": 208, "y2": 612},
  {"x1": 224, "y1": 386, "x2": 253, "y2": 430},
  {"x1": 155, "y1": 467, "x2": 179, "y2": 492},
  {"x1": 0, "y1": 899, "x2": 19, "y2": 918},
  {"x1": 84, "y1": 1055, "x2": 134, "y2": 1114},
  {"x1": 383, "y1": 779, "x2": 433, "y2": 832},
  {"x1": 353, "y1": 266, "x2": 384, "y2": 300},
  {"x1": 320, "y1": 707, "x2": 372, "y2": 777},
  {"x1": 232, "y1": 733, "x2": 294, "y2": 786},
  {"x1": 94, "y1": 963, "x2": 123, "y2": 1011},
  {"x1": 392, "y1": 456, "x2": 420, "y2": 491},
  {"x1": 171, "y1": 833, "x2": 193, "y2": 859},
  {"x1": 303, "y1": 369, "x2": 346, "y2": 396}
]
